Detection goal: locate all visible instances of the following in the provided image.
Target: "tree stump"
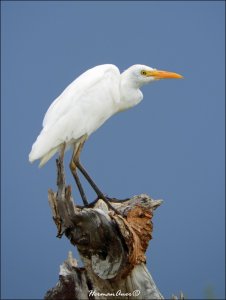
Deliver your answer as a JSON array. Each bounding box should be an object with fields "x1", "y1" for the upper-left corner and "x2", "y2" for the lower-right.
[{"x1": 45, "y1": 157, "x2": 164, "y2": 299}]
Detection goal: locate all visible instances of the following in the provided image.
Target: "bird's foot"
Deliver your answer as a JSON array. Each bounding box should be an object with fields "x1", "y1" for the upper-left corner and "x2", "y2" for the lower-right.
[
  {"x1": 77, "y1": 196, "x2": 122, "y2": 216},
  {"x1": 105, "y1": 196, "x2": 130, "y2": 203},
  {"x1": 99, "y1": 197, "x2": 121, "y2": 215}
]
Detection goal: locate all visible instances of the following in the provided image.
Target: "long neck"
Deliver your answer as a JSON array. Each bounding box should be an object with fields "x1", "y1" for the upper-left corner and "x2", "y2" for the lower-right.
[{"x1": 118, "y1": 72, "x2": 143, "y2": 112}]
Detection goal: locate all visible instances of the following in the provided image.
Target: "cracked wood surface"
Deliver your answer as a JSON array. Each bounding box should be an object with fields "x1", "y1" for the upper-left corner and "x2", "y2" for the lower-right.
[{"x1": 45, "y1": 157, "x2": 164, "y2": 299}]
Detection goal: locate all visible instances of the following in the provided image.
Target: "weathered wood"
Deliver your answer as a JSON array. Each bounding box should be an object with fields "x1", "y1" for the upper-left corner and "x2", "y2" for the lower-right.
[
  {"x1": 44, "y1": 251, "x2": 92, "y2": 300},
  {"x1": 45, "y1": 158, "x2": 164, "y2": 299}
]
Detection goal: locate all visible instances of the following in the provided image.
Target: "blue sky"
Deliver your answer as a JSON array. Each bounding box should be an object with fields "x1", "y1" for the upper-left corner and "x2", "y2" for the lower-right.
[{"x1": 1, "y1": 1, "x2": 225, "y2": 299}]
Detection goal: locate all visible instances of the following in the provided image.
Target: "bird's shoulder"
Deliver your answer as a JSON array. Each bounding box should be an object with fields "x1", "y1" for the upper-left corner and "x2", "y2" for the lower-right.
[{"x1": 42, "y1": 64, "x2": 120, "y2": 128}]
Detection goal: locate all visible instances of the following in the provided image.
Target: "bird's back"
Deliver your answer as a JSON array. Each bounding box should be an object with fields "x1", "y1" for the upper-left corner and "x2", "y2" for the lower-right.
[{"x1": 29, "y1": 64, "x2": 121, "y2": 166}]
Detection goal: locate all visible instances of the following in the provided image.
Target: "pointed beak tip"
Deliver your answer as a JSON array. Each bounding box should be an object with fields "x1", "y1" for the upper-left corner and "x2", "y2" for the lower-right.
[
  {"x1": 150, "y1": 70, "x2": 184, "y2": 80},
  {"x1": 163, "y1": 71, "x2": 184, "y2": 80}
]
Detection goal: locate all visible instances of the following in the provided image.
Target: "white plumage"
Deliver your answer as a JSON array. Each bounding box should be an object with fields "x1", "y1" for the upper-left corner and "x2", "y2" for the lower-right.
[{"x1": 29, "y1": 64, "x2": 182, "y2": 167}]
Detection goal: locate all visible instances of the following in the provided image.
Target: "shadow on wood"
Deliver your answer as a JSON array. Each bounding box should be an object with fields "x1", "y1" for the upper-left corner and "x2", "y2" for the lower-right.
[{"x1": 45, "y1": 157, "x2": 165, "y2": 299}]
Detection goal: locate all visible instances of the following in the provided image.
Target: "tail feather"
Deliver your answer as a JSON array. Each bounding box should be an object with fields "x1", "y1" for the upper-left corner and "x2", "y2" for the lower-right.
[
  {"x1": 29, "y1": 140, "x2": 59, "y2": 167},
  {"x1": 38, "y1": 147, "x2": 58, "y2": 167},
  {"x1": 29, "y1": 128, "x2": 59, "y2": 166}
]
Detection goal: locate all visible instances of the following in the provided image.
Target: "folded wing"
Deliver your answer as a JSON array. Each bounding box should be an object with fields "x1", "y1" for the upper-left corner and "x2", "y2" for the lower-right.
[{"x1": 29, "y1": 64, "x2": 121, "y2": 166}]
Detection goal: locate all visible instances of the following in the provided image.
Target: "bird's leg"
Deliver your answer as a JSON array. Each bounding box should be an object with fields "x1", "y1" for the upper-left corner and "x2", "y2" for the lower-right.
[
  {"x1": 70, "y1": 143, "x2": 89, "y2": 206},
  {"x1": 74, "y1": 137, "x2": 120, "y2": 214},
  {"x1": 76, "y1": 161, "x2": 121, "y2": 214},
  {"x1": 76, "y1": 161, "x2": 105, "y2": 200}
]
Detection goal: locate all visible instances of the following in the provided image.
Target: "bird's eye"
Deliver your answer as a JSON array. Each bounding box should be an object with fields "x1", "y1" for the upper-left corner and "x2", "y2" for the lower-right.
[{"x1": 141, "y1": 70, "x2": 147, "y2": 76}]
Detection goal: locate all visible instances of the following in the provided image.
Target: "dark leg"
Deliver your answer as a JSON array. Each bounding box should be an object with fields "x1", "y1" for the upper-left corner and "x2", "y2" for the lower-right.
[
  {"x1": 70, "y1": 143, "x2": 89, "y2": 206},
  {"x1": 76, "y1": 161, "x2": 106, "y2": 200},
  {"x1": 73, "y1": 137, "x2": 120, "y2": 214},
  {"x1": 76, "y1": 161, "x2": 120, "y2": 214}
]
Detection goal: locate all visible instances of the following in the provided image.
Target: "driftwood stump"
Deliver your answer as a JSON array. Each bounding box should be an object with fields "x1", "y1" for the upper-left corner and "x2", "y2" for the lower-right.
[{"x1": 45, "y1": 157, "x2": 164, "y2": 299}]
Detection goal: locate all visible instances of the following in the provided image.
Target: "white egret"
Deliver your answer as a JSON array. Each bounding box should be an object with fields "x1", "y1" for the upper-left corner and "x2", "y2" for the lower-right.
[{"x1": 29, "y1": 64, "x2": 183, "y2": 208}]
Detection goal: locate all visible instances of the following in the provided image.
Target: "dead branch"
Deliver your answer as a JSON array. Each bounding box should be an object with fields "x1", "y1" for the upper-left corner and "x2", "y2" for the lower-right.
[{"x1": 45, "y1": 157, "x2": 164, "y2": 299}]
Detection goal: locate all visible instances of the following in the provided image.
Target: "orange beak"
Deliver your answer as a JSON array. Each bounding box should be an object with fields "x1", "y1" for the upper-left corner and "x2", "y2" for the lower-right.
[{"x1": 147, "y1": 69, "x2": 183, "y2": 79}]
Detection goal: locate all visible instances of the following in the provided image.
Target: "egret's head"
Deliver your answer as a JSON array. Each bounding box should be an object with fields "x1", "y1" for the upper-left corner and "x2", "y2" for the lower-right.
[{"x1": 125, "y1": 64, "x2": 183, "y2": 87}]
